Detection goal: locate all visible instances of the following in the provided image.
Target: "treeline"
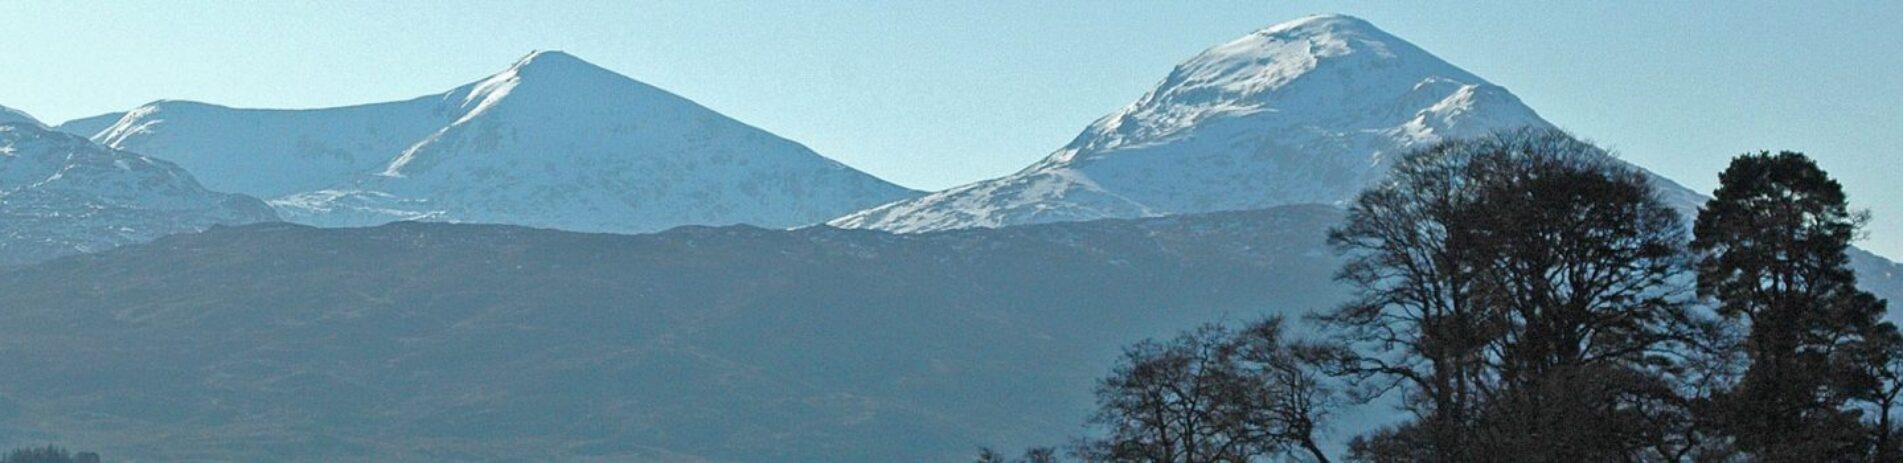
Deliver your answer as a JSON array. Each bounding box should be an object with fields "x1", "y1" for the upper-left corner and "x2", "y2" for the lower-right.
[
  {"x1": 986, "y1": 128, "x2": 1898, "y2": 462},
  {"x1": 1, "y1": 446, "x2": 100, "y2": 463}
]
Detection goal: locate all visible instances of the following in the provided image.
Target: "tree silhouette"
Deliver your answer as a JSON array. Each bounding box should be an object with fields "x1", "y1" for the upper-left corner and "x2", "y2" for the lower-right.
[{"x1": 1692, "y1": 151, "x2": 1893, "y2": 460}]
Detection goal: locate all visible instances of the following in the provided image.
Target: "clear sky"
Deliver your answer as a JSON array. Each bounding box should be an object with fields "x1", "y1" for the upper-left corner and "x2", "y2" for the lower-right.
[{"x1": 2, "y1": 1, "x2": 1898, "y2": 258}]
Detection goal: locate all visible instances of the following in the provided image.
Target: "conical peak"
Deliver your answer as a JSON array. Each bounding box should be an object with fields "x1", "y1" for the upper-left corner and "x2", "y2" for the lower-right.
[
  {"x1": 1057, "y1": 13, "x2": 1521, "y2": 160},
  {"x1": 1150, "y1": 14, "x2": 1486, "y2": 108},
  {"x1": 1199, "y1": 13, "x2": 1418, "y2": 66},
  {"x1": 1257, "y1": 13, "x2": 1379, "y2": 36},
  {"x1": 443, "y1": 50, "x2": 646, "y2": 125},
  {"x1": 459, "y1": 50, "x2": 648, "y2": 102},
  {"x1": 510, "y1": 50, "x2": 591, "y2": 72},
  {"x1": 832, "y1": 13, "x2": 1555, "y2": 234},
  {"x1": 492, "y1": 50, "x2": 631, "y2": 85}
]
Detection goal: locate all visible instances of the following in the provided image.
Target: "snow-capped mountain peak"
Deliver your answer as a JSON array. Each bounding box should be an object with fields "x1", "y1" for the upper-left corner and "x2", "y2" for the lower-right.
[
  {"x1": 502, "y1": 50, "x2": 615, "y2": 80},
  {"x1": 443, "y1": 50, "x2": 622, "y2": 126},
  {"x1": 85, "y1": 51, "x2": 921, "y2": 233},
  {"x1": 1141, "y1": 14, "x2": 1471, "y2": 109},
  {"x1": 1059, "y1": 13, "x2": 1544, "y2": 163},
  {"x1": 832, "y1": 14, "x2": 1550, "y2": 233},
  {"x1": 384, "y1": 50, "x2": 731, "y2": 178}
]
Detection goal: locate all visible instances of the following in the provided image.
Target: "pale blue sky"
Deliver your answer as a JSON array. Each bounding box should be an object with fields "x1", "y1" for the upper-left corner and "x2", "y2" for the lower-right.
[{"x1": 2, "y1": 1, "x2": 1898, "y2": 258}]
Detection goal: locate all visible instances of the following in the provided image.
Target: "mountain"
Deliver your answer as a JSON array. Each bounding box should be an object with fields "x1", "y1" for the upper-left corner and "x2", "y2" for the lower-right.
[
  {"x1": 0, "y1": 123, "x2": 278, "y2": 267},
  {"x1": 0, "y1": 206, "x2": 1351, "y2": 462},
  {"x1": 831, "y1": 14, "x2": 1549, "y2": 232},
  {"x1": 86, "y1": 51, "x2": 920, "y2": 232},
  {"x1": 821, "y1": 12, "x2": 1903, "y2": 298},
  {"x1": 0, "y1": 105, "x2": 43, "y2": 128}
]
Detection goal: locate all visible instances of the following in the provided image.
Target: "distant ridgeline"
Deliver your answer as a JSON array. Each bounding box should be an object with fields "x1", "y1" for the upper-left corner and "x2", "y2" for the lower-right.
[{"x1": 0, "y1": 206, "x2": 1348, "y2": 461}]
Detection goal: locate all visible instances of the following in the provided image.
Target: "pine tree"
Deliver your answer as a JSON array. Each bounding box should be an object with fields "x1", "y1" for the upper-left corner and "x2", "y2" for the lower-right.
[{"x1": 1692, "y1": 151, "x2": 1890, "y2": 460}]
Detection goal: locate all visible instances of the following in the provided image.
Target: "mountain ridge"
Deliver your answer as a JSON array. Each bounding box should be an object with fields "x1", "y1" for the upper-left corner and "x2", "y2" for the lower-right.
[{"x1": 87, "y1": 50, "x2": 921, "y2": 233}]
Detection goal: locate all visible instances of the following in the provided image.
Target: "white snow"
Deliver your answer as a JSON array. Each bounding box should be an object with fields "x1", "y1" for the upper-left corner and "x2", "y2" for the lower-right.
[
  {"x1": 830, "y1": 14, "x2": 1552, "y2": 232},
  {"x1": 91, "y1": 51, "x2": 920, "y2": 233}
]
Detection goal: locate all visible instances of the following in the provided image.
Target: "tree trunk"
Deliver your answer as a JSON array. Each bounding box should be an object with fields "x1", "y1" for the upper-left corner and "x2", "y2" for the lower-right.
[{"x1": 1301, "y1": 437, "x2": 1331, "y2": 463}]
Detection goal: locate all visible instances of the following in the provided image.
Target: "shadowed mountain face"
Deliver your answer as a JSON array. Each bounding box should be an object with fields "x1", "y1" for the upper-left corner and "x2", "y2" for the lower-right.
[
  {"x1": 0, "y1": 123, "x2": 278, "y2": 267},
  {"x1": 0, "y1": 106, "x2": 43, "y2": 128},
  {"x1": 0, "y1": 206, "x2": 1349, "y2": 462},
  {"x1": 77, "y1": 51, "x2": 919, "y2": 233}
]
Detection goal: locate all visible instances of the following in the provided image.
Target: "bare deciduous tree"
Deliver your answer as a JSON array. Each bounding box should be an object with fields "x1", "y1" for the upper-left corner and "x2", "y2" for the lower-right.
[{"x1": 1079, "y1": 317, "x2": 1336, "y2": 463}]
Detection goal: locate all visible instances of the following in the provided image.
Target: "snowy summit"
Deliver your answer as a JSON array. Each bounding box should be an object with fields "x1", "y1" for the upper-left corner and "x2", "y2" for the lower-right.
[
  {"x1": 830, "y1": 14, "x2": 1551, "y2": 232},
  {"x1": 81, "y1": 51, "x2": 921, "y2": 232}
]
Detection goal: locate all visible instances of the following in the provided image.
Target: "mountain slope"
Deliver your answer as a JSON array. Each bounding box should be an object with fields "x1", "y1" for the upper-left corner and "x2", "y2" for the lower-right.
[
  {"x1": 90, "y1": 51, "x2": 920, "y2": 232},
  {"x1": 0, "y1": 123, "x2": 278, "y2": 267},
  {"x1": 0, "y1": 206, "x2": 1350, "y2": 462},
  {"x1": 0, "y1": 105, "x2": 43, "y2": 128},
  {"x1": 831, "y1": 14, "x2": 1550, "y2": 232},
  {"x1": 94, "y1": 98, "x2": 447, "y2": 199}
]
